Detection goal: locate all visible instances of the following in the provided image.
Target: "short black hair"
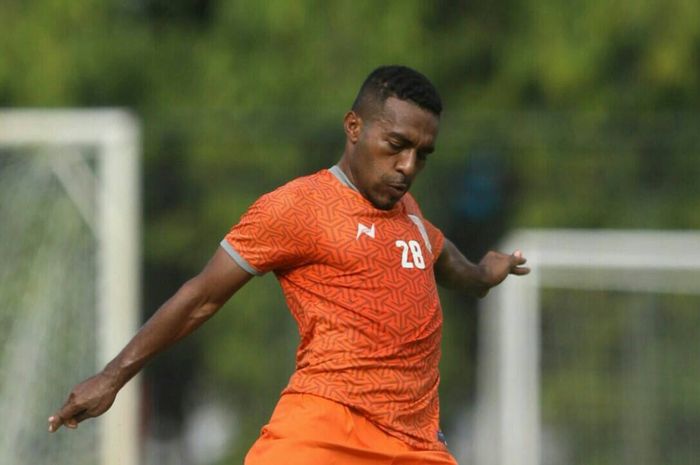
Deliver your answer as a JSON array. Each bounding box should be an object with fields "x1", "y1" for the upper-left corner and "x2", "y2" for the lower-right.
[{"x1": 352, "y1": 65, "x2": 442, "y2": 119}]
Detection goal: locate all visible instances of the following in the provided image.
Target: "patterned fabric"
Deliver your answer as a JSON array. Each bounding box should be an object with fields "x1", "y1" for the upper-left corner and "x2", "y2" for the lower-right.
[{"x1": 223, "y1": 168, "x2": 445, "y2": 450}]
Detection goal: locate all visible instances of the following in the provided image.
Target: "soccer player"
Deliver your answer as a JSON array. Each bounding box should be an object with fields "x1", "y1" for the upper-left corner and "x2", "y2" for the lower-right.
[{"x1": 48, "y1": 65, "x2": 529, "y2": 464}]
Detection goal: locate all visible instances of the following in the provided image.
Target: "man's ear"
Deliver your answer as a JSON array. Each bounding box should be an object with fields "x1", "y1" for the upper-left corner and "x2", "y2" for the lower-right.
[{"x1": 343, "y1": 111, "x2": 362, "y2": 143}]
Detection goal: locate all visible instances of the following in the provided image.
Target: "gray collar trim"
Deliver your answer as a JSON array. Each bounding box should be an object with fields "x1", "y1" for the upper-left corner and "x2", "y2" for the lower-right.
[{"x1": 329, "y1": 165, "x2": 359, "y2": 192}]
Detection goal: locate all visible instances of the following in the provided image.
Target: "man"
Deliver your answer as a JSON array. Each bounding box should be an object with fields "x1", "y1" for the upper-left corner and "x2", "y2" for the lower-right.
[{"x1": 49, "y1": 65, "x2": 529, "y2": 464}]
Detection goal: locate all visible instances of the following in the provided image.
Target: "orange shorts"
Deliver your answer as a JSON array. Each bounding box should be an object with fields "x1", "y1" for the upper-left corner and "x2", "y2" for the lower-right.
[{"x1": 244, "y1": 393, "x2": 458, "y2": 465}]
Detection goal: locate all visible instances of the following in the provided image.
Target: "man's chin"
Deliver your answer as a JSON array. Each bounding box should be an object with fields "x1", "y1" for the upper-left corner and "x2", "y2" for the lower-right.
[{"x1": 368, "y1": 193, "x2": 402, "y2": 211}]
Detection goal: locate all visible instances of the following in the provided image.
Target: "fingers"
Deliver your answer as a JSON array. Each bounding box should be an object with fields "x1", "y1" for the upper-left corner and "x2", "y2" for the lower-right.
[
  {"x1": 511, "y1": 249, "x2": 527, "y2": 264},
  {"x1": 48, "y1": 399, "x2": 88, "y2": 433},
  {"x1": 65, "y1": 417, "x2": 80, "y2": 429},
  {"x1": 511, "y1": 266, "x2": 531, "y2": 275},
  {"x1": 48, "y1": 413, "x2": 63, "y2": 433},
  {"x1": 511, "y1": 250, "x2": 530, "y2": 275},
  {"x1": 48, "y1": 410, "x2": 87, "y2": 432},
  {"x1": 73, "y1": 409, "x2": 91, "y2": 423}
]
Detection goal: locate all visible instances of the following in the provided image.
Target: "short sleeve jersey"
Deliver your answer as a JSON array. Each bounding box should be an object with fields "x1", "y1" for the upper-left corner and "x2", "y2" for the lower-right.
[{"x1": 222, "y1": 167, "x2": 446, "y2": 450}]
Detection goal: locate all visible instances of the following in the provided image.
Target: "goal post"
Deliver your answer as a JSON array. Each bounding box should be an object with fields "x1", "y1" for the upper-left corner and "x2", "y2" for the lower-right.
[
  {"x1": 0, "y1": 110, "x2": 141, "y2": 465},
  {"x1": 473, "y1": 229, "x2": 700, "y2": 465}
]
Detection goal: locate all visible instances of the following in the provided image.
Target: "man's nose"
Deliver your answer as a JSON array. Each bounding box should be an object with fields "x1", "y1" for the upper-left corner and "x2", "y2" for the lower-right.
[{"x1": 395, "y1": 150, "x2": 417, "y2": 178}]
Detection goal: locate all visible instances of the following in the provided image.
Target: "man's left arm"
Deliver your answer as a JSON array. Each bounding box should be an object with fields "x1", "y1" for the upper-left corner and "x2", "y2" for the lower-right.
[{"x1": 434, "y1": 238, "x2": 530, "y2": 298}]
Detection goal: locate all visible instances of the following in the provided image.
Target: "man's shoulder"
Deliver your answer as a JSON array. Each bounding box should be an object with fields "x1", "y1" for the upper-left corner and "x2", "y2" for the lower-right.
[
  {"x1": 259, "y1": 169, "x2": 333, "y2": 206},
  {"x1": 281, "y1": 169, "x2": 332, "y2": 192}
]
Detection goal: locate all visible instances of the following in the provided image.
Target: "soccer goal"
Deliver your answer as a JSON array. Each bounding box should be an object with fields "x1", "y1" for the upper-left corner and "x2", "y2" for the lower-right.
[
  {"x1": 0, "y1": 110, "x2": 141, "y2": 465},
  {"x1": 473, "y1": 229, "x2": 700, "y2": 465}
]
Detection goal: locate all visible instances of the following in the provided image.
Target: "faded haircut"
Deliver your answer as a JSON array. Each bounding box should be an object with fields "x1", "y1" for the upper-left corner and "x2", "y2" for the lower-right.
[{"x1": 352, "y1": 65, "x2": 442, "y2": 119}]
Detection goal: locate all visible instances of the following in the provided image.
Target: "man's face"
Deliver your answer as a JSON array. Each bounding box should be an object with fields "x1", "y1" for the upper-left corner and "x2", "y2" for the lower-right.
[{"x1": 344, "y1": 97, "x2": 439, "y2": 210}]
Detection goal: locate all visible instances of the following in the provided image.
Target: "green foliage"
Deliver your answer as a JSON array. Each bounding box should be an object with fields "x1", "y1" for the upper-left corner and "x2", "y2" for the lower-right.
[{"x1": 2, "y1": 1, "x2": 698, "y2": 463}]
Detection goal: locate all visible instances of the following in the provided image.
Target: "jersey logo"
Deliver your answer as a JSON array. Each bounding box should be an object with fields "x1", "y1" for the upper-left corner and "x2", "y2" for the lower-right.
[{"x1": 356, "y1": 223, "x2": 376, "y2": 240}]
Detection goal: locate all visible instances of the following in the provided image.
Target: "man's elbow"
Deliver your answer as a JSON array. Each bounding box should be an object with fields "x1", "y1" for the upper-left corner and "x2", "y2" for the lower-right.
[{"x1": 178, "y1": 276, "x2": 219, "y2": 318}]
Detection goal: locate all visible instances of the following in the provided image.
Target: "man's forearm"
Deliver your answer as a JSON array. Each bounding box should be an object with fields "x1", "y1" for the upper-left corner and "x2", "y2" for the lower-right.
[
  {"x1": 101, "y1": 277, "x2": 219, "y2": 389},
  {"x1": 437, "y1": 260, "x2": 489, "y2": 297},
  {"x1": 435, "y1": 240, "x2": 489, "y2": 297}
]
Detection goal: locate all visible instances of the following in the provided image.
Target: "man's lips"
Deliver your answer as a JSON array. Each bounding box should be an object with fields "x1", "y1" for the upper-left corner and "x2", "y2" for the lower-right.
[{"x1": 386, "y1": 183, "x2": 409, "y2": 195}]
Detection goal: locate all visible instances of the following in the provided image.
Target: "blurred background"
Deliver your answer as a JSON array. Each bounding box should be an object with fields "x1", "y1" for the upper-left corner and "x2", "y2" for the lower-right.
[{"x1": 1, "y1": 1, "x2": 699, "y2": 464}]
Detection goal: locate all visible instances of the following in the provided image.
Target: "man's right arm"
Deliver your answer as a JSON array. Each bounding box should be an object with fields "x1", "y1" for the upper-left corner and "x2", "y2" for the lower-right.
[{"x1": 48, "y1": 246, "x2": 252, "y2": 432}]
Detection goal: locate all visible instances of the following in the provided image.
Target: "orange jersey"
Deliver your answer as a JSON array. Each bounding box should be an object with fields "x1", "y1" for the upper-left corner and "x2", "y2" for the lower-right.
[{"x1": 222, "y1": 167, "x2": 446, "y2": 450}]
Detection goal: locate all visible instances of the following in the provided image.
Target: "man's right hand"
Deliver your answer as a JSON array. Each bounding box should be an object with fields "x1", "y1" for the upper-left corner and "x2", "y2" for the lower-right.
[{"x1": 48, "y1": 372, "x2": 119, "y2": 432}]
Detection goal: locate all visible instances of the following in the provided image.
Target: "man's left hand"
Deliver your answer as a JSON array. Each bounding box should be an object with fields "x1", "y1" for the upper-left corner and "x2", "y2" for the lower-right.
[{"x1": 478, "y1": 250, "x2": 530, "y2": 290}]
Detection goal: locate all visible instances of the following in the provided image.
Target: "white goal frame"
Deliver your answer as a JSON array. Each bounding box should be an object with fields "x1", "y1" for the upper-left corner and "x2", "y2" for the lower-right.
[
  {"x1": 0, "y1": 110, "x2": 141, "y2": 465},
  {"x1": 473, "y1": 229, "x2": 700, "y2": 465}
]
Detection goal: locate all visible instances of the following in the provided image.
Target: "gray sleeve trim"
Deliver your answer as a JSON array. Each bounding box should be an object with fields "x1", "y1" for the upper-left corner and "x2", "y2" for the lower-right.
[
  {"x1": 219, "y1": 239, "x2": 262, "y2": 276},
  {"x1": 407, "y1": 214, "x2": 433, "y2": 255}
]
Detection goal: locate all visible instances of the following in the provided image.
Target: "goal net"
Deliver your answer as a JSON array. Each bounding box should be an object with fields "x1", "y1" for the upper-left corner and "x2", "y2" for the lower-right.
[
  {"x1": 0, "y1": 110, "x2": 141, "y2": 465},
  {"x1": 473, "y1": 229, "x2": 700, "y2": 465}
]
